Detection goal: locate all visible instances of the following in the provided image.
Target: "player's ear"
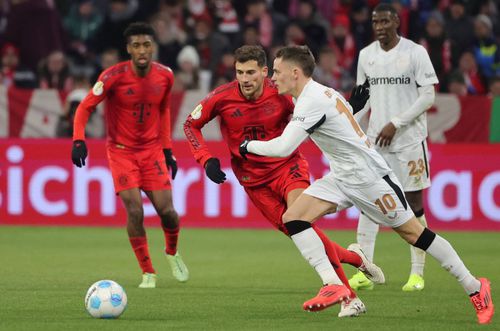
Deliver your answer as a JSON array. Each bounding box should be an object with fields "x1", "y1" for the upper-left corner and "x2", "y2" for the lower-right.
[
  {"x1": 262, "y1": 66, "x2": 268, "y2": 77},
  {"x1": 393, "y1": 13, "x2": 400, "y2": 28},
  {"x1": 126, "y1": 43, "x2": 131, "y2": 55}
]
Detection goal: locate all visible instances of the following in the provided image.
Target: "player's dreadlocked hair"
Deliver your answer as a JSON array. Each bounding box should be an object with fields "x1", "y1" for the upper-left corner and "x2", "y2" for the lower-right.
[
  {"x1": 234, "y1": 45, "x2": 267, "y2": 67},
  {"x1": 123, "y1": 22, "x2": 156, "y2": 43},
  {"x1": 275, "y1": 45, "x2": 316, "y2": 77}
]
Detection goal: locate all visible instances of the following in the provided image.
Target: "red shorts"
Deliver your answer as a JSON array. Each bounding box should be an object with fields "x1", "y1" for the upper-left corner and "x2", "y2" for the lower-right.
[
  {"x1": 244, "y1": 159, "x2": 310, "y2": 234},
  {"x1": 107, "y1": 145, "x2": 171, "y2": 194}
]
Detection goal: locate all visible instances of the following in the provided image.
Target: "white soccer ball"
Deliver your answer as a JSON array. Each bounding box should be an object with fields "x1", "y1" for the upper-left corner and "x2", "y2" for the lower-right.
[{"x1": 84, "y1": 280, "x2": 128, "y2": 319}]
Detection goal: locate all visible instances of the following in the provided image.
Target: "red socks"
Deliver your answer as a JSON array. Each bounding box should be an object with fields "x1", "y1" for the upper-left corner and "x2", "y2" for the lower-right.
[
  {"x1": 329, "y1": 241, "x2": 363, "y2": 268},
  {"x1": 312, "y1": 225, "x2": 356, "y2": 298},
  {"x1": 162, "y1": 225, "x2": 179, "y2": 256},
  {"x1": 129, "y1": 236, "x2": 155, "y2": 274}
]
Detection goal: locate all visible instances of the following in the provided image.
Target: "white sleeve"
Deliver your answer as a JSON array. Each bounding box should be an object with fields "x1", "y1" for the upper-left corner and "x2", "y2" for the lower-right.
[
  {"x1": 391, "y1": 85, "x2": 435, "y2": 128},
  {"x1": 247, "y1": 124, "x2": 309, "y2": 157},
  {"x1": 414, "y1": 45, "x2": 439, "y2": 86}
]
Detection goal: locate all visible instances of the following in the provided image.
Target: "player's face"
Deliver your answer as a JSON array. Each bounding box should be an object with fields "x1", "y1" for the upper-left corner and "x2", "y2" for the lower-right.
[
  {"x1": 235, "y1": 60, "x2": 268, "y2": 100},
  {"x1": 372, "y1": 11, "x2": 399, "y2": 46},
  {"x1": 271, "y1": 57, "x2": 296, "y2": 95},
  {"x1": 127, "y1": 35, "x2": 154, "y2": 70}
]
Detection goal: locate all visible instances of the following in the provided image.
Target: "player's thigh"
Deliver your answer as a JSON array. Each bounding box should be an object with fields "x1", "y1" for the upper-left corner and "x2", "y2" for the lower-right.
[
  {"x1": 284, "y1": 175, "x2": 348, "y2": 223},
  {"x1": 118, "y1": 188, "x2": 143, "y2": 215},
  {"x1": 347, "y1": 172, "x2": 414, "y2": 228},
  {"x1": 144, "y1": 189, "x2": 175, "y2": 215},
  {"x1": 245, "y1": 186, "x2": 287, "y2": 232},
  {"x1": 107, "y1": 147, "x2": 141, "y2": 193},
  {"x1": 138, "y1": 147, "x2": 172, "y2": 192},
  {"x1": 379, "y1": 141, "x2": 431, "y2": 192}
]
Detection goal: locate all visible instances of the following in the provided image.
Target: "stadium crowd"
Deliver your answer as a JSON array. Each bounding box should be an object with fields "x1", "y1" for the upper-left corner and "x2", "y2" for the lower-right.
[{"x1": 0, "y1": 0, "x2": 499, "y2": 130}]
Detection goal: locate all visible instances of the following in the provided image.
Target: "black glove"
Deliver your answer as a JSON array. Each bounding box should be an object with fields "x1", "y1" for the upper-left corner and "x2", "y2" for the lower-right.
[
  {"x1": 163, "y1": 149, "x2": 178, "y2": 180},
  {"x1": 71, "y1": 140, "x2": 88, "y2": 167},
  {"x1": 349, "y1": 80, "x2": 370, "y2": 115},
  {"x1": 239, "y1": 140, "x2": 250, "y2": 160},
  {"x1": 204, "y1": 158, "x2": 226, "y2": 184}
]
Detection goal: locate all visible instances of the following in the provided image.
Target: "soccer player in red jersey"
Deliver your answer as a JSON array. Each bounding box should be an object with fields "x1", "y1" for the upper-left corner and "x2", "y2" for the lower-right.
[
  {"x1": 184, "y1": 45, "x2": 380, "y2": 317},
  {"x1": 71, "y1": 22, "x2": 189, "y2": 288}
]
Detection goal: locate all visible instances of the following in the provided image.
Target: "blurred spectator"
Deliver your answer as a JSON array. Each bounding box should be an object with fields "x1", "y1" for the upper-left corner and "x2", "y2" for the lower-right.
[
  {"x1": 456, "y1": 50, "x2": 487, "y2": 95},
  {"x1": 4, "y1": 0, "x2": 67, "y2": 71},
  {"x1": 38, "y1": 50, "x2": 73, "y2": 92},
  {"x1": 445, "y1": 0, "x2": 475, "y2": 66},
  {"x1": 284, "y1": 21, "x2": 306, "y2": 46},
  {"x1": 91, "y1": 48, "x2": 120, "y2": 83},
  {"x1": 329, "y1": 14, "x2": 356, "y2": 73},
  {"x1": 95, "y1": 0, "x2": 140, "y2": 58},
  {"x1": 151, "y1": 13, "x2": 186, "y2": 70},
  {"x1": 287, "y1": 0, "x2": 336, "y2": 24},
  {"x1": 187, "y1": 16, "x2": 230, "y2": 72},
  {"x1": 447, "y1": 70, "x2": 468, "y2": 96},
  {"x1": 294, "y1": 0, "x2": 328, "y2": 57},
  {"x1": 472, "y1": 14, "x2": 500, "y2": 79},
  {"x1": 312, "y1": 46, "x2": 354, "y2": 94},
  {"x1": 419, "y1": 11, "x2": 452, "y2": 89},
  {"x1": 350, "y1": 1, "x2": 372, "y2": 55},
  {"x1": 477, "y1": 0, "x2": 500, "y2": 42},
  {"x1": 64, "y1": 0, "x2": 104, "y2": 59},
  {"x1": 241, "y1": 25, "x2": 260, "y2": 46},
  {"x1": 489, "y1": 76, "x2": 500, "y2": 97},
  {"x1": 0, "y1": 42, "x2": 37, "y2": 88},
  {"x1": 211, "y1": 51, "x2": 235, "y2": 88},
  {"x1": 56, "y1": 74, "x2": 103, "y2": 138},
  {"x1": 211, "y1": 0, "x2": 240, "y2": 46},
  {"x1": 174, "y1": 45, "x2": 200, "y2": 91},
  {"x1": 243, "y1": 0, "x2": 287, "y2": 49}
]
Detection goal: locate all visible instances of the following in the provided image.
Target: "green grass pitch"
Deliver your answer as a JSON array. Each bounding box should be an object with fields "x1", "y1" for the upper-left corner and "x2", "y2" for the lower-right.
[{"x1": 0, "y1": 226, "x2": 498, "y2": 330}]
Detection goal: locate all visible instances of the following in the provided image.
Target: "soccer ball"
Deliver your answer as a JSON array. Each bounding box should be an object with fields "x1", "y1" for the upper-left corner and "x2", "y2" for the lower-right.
[{"x1": 84, "y1": 280, "x2": 127, "y2": 318}]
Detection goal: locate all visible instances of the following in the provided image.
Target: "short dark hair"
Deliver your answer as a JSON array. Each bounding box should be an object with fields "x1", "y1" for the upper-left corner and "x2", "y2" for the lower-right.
[
  {"x1": 275, "y1": 45, "x2": 316, "y2": 77},
  {"x1": 373, "y1": 3, "x2": 398, "y2": 17},
  {"x1": 234, "y1": 45, "x2": 267, "y2": 67},
  {"x1": 123, "y1": 22, "x2": 156, "y2": 43}
]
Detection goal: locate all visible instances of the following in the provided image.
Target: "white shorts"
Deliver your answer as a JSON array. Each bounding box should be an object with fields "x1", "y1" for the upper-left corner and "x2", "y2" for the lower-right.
[
  {"x1": 377, "y1": 141, "x2": 431, "y2": 192},
  {"x1": 304, "y1": 172, "x2": 414, "y2": 228}
]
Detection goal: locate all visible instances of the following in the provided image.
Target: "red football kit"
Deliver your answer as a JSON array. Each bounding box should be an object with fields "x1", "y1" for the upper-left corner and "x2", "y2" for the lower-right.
[
  {"x1": 73, "y1": 60, "x2": 174, "y2": 193},
  {"x1": 184, "y1": 78, "x2": 311, "y2": 231},
  {"x1": 184, "y1": 78, "x2": 362, "y2": 297}
]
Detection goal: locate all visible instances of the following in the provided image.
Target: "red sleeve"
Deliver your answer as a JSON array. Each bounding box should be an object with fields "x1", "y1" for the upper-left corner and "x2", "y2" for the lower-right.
[
  {"x1": 183, "y1": 91, "x2": 220, "y2": 167},
  {"x1": 160, "y1": 68, "x2": 174, "y2": 149},
  {"x1": 72, "y1": 69, "x2": 114, "y2": 141}
]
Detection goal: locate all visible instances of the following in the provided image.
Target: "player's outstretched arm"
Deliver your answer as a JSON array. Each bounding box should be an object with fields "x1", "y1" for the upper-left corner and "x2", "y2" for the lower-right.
[
  {"x1": 244, "y1": 124, "x2": 309, "y2": 158},
  {"x1": 163, "y1": 149, "x2": 178, "y2": 179}
]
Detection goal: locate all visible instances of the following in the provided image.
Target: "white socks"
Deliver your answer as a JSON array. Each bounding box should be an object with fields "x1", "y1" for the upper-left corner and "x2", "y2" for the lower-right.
[
  {"x1": 290, "y1": 227, "x2": 343, "y2": 285},
  {"x1": 425, "y1": 234, "x2": 481, "y2": 294},
  {"x1": 356, "y1": 213, "x2": 379, "y2": 262},
  {"x1": 409, "y1": 215, "x2": 427, "y2": 276}
]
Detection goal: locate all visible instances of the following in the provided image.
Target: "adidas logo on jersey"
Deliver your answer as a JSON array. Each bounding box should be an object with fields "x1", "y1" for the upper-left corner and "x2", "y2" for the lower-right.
[
  {"x1": 231, "y1": 109, "x2": 243, "y2": 117},
  {"x1": 366, "y1": 75, "x2": 411, "y2": 85}
]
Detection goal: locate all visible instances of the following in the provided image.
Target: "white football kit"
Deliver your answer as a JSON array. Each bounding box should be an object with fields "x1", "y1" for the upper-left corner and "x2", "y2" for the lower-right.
[
  {"x1": 357, "y1": 37, "x2": 438, "y2": 191},
  {"x1": 248, "y1": 79, "x2": 414, "y2": 228}
]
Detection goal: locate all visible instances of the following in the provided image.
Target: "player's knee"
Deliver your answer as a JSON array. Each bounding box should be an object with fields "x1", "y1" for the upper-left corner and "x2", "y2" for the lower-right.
[
  {"x1": 126, "y1": 205, "x2": 144, "y2": 223},
  {"x1": 159, "y1": 208, "x2": 178, "y2": 222},
  {"x1": 282, "y1": 209, "x2": 298, "y2": 224}
]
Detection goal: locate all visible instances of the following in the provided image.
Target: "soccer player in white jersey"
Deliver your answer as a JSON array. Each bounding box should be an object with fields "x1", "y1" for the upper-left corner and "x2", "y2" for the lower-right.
[
  {"x1": 349, "y1": 3, "x2": 437, "y2": 293},
  {"x1": 239, "y1": 45, "x2": 493, "y2": 324}
]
